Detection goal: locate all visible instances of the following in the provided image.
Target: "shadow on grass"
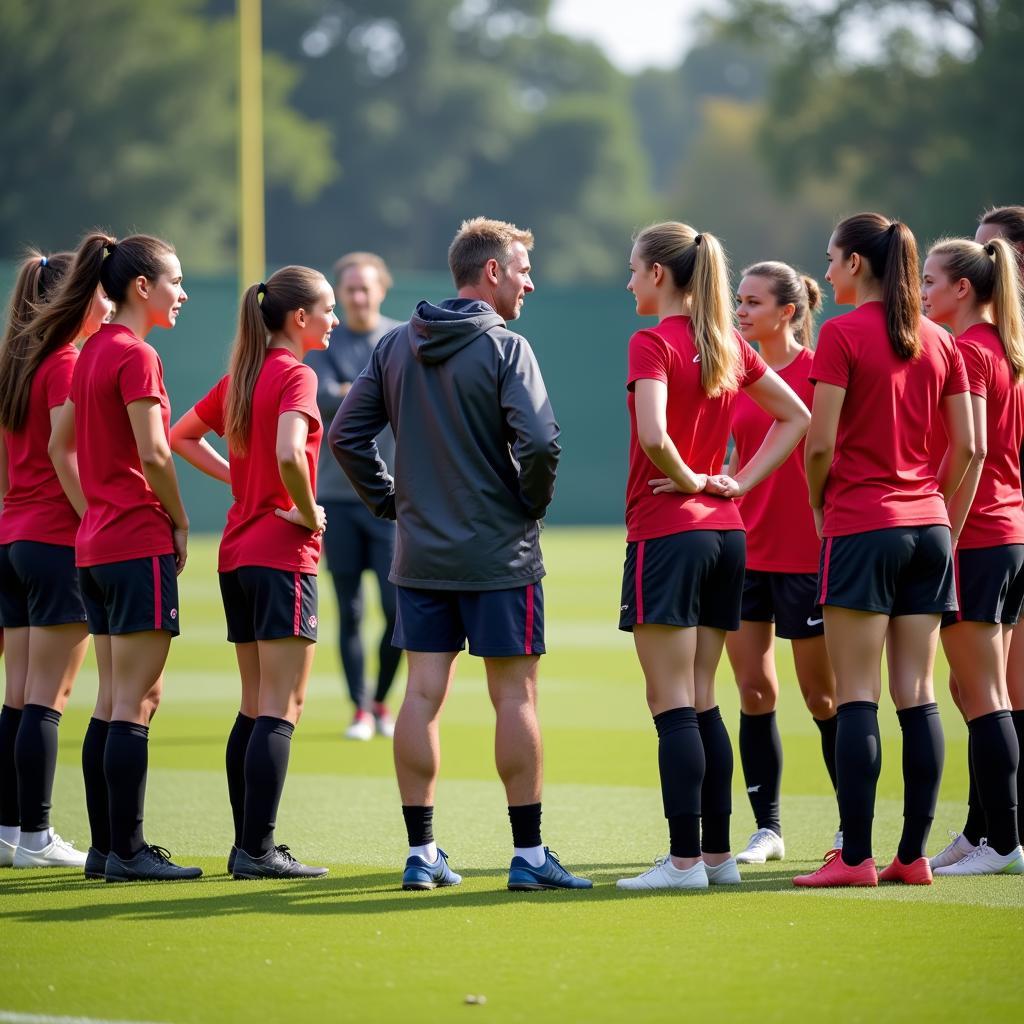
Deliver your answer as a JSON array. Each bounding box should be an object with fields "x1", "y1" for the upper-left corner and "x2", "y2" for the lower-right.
[{"x1": 2, "y1": 861, "x2": 807, "y2": 922}]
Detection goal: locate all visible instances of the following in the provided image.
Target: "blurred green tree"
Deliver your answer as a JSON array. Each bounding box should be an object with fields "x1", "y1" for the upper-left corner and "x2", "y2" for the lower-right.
[
  {"x1": 259, "y1": 0, "x2": 650, "y2": 281},
  {"x1": 0, "y1": 0, "x2": 333, "y2": 270},
  {"x1": 715, "y1": 0, "x2": 1021, "y2": 241}
]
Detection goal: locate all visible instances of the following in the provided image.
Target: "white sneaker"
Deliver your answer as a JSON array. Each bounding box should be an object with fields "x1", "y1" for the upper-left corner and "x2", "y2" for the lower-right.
[
  {"x1": 735, "y1": 828, "x2": 785, "y2": 864},
  {"x1": 929, "y1": 831, "x2": 977, "y2": 869},
  {"x1": 705, "y1": 856, "x2": 741, "y2": 884},
  {"x1": 344, "y1": 711, "x2": 374, "y2": 742},
  {"x1": 373, "y1": 707, "x2": 395, "y2": 739},
  {"x1": 933, "y1": 839, "x2": 1024, "y2": 877},
  {"x1": 617, "y1": 855, "x2": 709, "y2": 890},
  {"x1": 13, "y1": 833, "x2": 88, "y2": 869},
  {"x1": 0, "y1": 835, "x2": 16, "y2": 868}
]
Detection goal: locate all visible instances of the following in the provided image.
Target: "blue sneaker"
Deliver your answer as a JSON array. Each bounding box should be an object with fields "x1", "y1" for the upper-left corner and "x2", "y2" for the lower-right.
[
  {"x1": 402, "y1": 848, "x2": 462, "y2": 891},
  {"x1": 508, "y1": 848, "x2": 592, "y2": 891}
]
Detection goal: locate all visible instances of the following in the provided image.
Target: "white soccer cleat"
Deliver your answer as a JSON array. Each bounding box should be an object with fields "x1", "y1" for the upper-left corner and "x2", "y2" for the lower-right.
[
  {"x1": 373, "y1": 709, "x2": 395, "y2": 739},
  {"x1": 616, "y1": 855, "x2": 709, "y2": 890},
  {"x1": 735, "y1": 828, "x2": 785, "y2": 864},
  {"x1": 344, "y1": 711, "x2": 374, "y2": 742},
  {"x1": 13, "y1": 833, "x2": 88, "y2": 869},
  {"x1": 0, "y1": 834, "x2": 16, "y2": 868},
  {"x1": 932, "y1": 839, "x2": 1024, "y2": 877},
  {"x1": 705, "y1": 856, "x2": 742, "y2": 884},
  {"x1": 929, "y1": 831, "x2": 977, "y2": 869}
]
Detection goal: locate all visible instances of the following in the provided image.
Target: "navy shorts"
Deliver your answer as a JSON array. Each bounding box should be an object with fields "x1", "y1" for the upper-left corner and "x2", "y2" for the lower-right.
[
  {"x1": 817, "y1": 525, "x2": 956, "y2": 617},
  {"x1": 619, "y1": 530, "x2": 745, "y2": 632},
  {"x1": 942, "y1": 544, "x2": 1024, "y2": 628},
  {"x1": 322, "y1": 499, "x2": 395, "y2": 576},
  {"x1": 0, "y1": 541, "x2": 87, "y2": 628},
  {"x1": 393, "y1": 582, "x2": 544, "y2": 657},
  {"x1": 79, "y1": 554, "x2": 180, "y2": 636},
  {"x1": 219, "y1": 567, "x2": 318, "y2": 643},
  {"x1": 741, "y1": 570, "x2": 823, "y2": 640}
]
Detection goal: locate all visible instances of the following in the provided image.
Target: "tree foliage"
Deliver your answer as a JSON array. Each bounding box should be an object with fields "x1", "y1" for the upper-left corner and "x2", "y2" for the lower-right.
[{"x1": 0, "y1": 0, "x2": 333, "y2": 271}]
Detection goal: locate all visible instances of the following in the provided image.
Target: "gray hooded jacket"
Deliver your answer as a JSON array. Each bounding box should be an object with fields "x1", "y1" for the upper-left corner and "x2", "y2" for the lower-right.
[{"x1": 329, "y1": 298, "x2": 560, "y2": 591}]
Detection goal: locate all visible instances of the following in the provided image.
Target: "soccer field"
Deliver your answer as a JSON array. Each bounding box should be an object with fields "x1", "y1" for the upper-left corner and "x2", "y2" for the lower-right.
[{"x1": 1, "y1": 528, "x2": 1021, "y2": 1023}]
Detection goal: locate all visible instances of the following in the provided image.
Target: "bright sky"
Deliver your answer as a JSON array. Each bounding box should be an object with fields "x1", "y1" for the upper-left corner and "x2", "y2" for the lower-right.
[
  {"x1": 548, "y1": 0, "x2": 724, "y2": 72},
  {"x1": 548, "y1": 0, "x2": 975, "y2": 71}
]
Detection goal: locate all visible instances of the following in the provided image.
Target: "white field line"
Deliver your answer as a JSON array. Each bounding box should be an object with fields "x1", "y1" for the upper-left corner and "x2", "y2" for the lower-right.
[{"x1": 0, "y1": 1013, "x2": 169, "y2": 1024}]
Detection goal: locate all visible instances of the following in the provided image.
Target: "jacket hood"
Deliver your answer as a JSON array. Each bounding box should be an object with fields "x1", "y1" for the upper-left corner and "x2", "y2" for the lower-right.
[{"x1": 409, "y1": 298, "x2": 506, "y2": 364}]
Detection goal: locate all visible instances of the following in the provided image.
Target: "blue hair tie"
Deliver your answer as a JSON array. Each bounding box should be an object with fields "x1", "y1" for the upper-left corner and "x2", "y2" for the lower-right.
[{"x1": 40, "y1": 256, "x2": 48, "y2": 267}]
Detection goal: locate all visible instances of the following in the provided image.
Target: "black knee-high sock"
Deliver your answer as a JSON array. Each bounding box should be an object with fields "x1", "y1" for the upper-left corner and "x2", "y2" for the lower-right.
[
  {"x1": 225, "y1": 712, "x2": 256, "y2": 848},
  {"x1": 836, "y1": 701, "x2": 881, "y2": 866},
  {"x1": 1014, "y1": 710, "x2": 1024, "y2": 843},
  {"x1": 241, "y1": 716, "x2": 294, "y2": 857},
  {"x1": 738, "y1": 711, "x2": 782, "y2": 836},
  {"x1": 814, "y1": 714, "x2": 842, "y2": 827},
  {"x1": 0, "y1": 705, "x2": 23, "y2": 829},
  {"x1": 698, "y1": 706, "x2": 733, "y2": 854},
  {"x1": 653, "y1": 706, "x2": 703, "y2": 858},
  {"x1": 14, "y1": 704, "x2": 61, "y2": 833},
  {"x1": 969, "y1": 710, "x2": 1020, "y2": 855},
  {"x1": 962, "y1": 732, "x2": 986, "y2": 845},
  {"x1": 896, "y1": 703, "x2": 944, "y2": 864},
  {"x1": 104, "y1": 721, "x2": 149, "y2": 859},
  {"x1": 81, "y1": 717, "x2": 110, "y2": 853}
]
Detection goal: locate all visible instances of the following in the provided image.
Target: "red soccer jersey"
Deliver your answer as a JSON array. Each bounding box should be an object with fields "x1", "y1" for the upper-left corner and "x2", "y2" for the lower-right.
[
  {"x1": 953, "y1": 323, "x2": 1024, "y2": 549},
  {"x1": 810, "y1": 303, "x2": 968, "y2": 538},
  {"x1": 194, "y1": 348, "x2": 323, "y2": 574},
  {"x1": 0, "y1": 344, "x2": 81, "y2": 546},
  {"x1": 625, "y1": 315, "x2": 767, "y2": 542},
  {"x1": 71, "y1": 324, "x2": 174, "y2": 566},
  {"x1": 732, "y1": 347, "x2": 819, "y2": 573}
]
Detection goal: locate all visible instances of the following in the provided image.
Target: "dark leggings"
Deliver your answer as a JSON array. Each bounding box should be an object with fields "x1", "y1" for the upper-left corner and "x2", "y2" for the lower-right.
[{"x1": 323, "y1": 500, "x2": 402, "y2": 709}]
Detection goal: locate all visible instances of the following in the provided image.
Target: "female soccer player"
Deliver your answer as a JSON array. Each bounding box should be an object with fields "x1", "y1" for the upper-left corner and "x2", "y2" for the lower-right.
[
  {"x1": 615, "y1": 222, "x2": 810, "y2": 891},
  {"x1": 922, "y1": 236, "x2": 1024, "y2": 876},
  {"x1": 170, "y1": 266, "x2": 335, "y2": 879},
  {"x1": 0, "y1": 249, "x2": 90, "y2": 869},
  {"x1": 46, "y1": 231, "x2": 201, "y2": 882},
  {"x1": 978, "y1": 206, "x2": 1024, "y2": 842},
  {"x1": 726, "y1": 262, "x2": 841, "y2": 865},
  {"x1": 794, "y1": 214, "x2": 974, "y2": 888}
]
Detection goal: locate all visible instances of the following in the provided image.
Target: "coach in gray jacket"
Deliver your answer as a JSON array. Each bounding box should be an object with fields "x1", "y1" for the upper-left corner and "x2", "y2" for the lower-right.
[{"x1": 330, "y1": 216, "x2": 591, "y2": 892}]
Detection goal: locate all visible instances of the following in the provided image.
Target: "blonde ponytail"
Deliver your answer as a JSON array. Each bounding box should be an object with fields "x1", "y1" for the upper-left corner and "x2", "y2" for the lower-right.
[
  {"x1": 928, "y1": 236, "x2": 1024, "y2": 380},
  {"x1": 634, "y1": 222, "x2": 738, "y2": 397}
]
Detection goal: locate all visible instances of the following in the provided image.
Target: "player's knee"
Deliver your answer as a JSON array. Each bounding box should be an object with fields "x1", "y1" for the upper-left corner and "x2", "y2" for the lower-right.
[
  {"x1": 803, "y1": 689, "x2": 835, "y2": 719},
  {"x1": 736, "y1": 678, "x2": 776, "y2": 714}
]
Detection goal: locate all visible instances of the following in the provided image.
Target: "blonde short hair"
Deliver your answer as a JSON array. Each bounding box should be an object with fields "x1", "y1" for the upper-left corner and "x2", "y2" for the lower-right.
[{"x1": 447, "y1": 217, "x2": 534, "y2": 288}]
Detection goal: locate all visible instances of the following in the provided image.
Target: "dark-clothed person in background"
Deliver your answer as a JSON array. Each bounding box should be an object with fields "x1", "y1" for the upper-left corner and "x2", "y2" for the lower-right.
[{"x1": 306, "y1": 252, "x2": 401, "y2": 742}]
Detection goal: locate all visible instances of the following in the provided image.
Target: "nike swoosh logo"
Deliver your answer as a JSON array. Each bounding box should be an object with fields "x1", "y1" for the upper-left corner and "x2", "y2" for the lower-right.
[
  {"x1": 692, "y1": 354, "x2": 701, "y2": 363},
  {"x1": 746, "y1": 785, "x2": 761, "y2": 793},
  {"x1": 806, "y1": 617, "x2": 823, "y2": 626},
  {"x1": 620, "y1": 605, "x2": 629, "y2": 612}
]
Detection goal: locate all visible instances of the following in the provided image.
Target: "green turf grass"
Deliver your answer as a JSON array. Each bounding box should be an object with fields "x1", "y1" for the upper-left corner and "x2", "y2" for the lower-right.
[{"x1": 2, "y1": 529, "x2": 1021, "y2": 1023}]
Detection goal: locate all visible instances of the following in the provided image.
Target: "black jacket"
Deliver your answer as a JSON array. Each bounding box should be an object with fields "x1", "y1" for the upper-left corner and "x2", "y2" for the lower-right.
[{"x1": 329, "y1": 298, "x2": 560, "y2": 590}]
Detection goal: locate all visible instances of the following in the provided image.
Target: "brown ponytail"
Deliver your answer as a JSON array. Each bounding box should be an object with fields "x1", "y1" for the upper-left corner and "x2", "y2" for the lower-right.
[
  {"x1": 0, "y1": 249, "x2": 74, "y2": 432},
  {"x1": 928, "y1": 236, "x2": 1024, "y2": 380},
  {"x1": 634, "y1": 222, "x2": 737, "y2": 396},
  {"x1": 742, "y1": 261, "x2": 823, "y2": 348},
  {"x1": 834, "y1": 213, "x2": 921, "y2": 359},
  {"x1": 225, "y1": 265, "x2": 328, "y2": 455}
]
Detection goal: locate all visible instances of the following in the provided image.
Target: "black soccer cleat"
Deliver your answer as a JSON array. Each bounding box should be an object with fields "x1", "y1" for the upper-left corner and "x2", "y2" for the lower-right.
[
  {"x1": 104, "y1": 845, "x2": 203, "y2": 882},
  {"x1": 232, "y1": 845, "x2": 328, "y2": 880},
  {"x1": 84, "y1": 846, "x2": 108, "y2": 880},
  {"x1": 227, "y1": 845, "x2": 237, "y2": 875}
]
